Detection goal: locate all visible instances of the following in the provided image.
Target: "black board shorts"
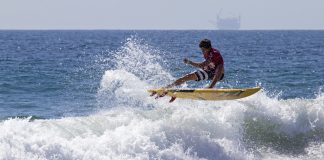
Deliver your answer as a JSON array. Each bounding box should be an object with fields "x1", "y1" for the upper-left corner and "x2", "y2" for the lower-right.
[{"x1": 194, "y1": 69, "x2": 224, "y2": 81}]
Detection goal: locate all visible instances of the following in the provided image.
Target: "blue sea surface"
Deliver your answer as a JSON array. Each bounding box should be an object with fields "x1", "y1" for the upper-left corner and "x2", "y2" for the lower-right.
[
  {"x1": 1, "y1": 30, "x2": 323, "y2": 119},
  {"x1": 0, "y1": 30, "x2": 324, "y2": 159}
]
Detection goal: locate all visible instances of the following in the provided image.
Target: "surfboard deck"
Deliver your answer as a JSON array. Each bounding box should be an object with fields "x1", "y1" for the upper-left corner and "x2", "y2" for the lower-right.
[{"x1": 148, "y1": 87, "x2": 261, "y2": 100}]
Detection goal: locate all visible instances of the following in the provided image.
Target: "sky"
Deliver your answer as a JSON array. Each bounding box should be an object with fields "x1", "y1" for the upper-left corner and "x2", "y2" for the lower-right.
[{"x1": 0, "y1": 0, "x2": 323, "y2": 30}]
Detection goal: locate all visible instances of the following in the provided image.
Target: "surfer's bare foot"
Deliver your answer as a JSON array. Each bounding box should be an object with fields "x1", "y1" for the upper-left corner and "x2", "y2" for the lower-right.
[
  {"x1": 150, "y1": 91, "x2": 157, "y2": 97},
  {"x1": 154, "y1": 91, "x2": 168, "y2": 99},
  {"x1": 150, "y1": 88, "x2": 176, "y2": 102},
  {"x1": 169, "y1": 96, "x2": 176, "y2": 103}
]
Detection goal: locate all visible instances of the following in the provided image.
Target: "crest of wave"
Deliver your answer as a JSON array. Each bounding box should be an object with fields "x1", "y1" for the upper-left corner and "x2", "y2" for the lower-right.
[{"x1": 97, "y1": 37, "x2": 174, "y2": 108}]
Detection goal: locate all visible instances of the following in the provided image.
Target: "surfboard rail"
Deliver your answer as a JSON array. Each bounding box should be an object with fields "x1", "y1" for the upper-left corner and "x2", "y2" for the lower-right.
[{"x1": 148, "y1": 87, "x2": 261, "y2": 100}]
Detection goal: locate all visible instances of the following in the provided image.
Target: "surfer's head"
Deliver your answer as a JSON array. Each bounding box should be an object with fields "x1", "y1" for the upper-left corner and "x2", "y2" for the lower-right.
[{"x1": 199, "y1": 39, "x2": 212, "y2": 52}]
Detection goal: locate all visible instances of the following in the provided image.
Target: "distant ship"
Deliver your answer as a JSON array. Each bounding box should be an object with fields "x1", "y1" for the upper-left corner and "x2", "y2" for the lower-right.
[{"x1": 216, "y1": 12, "x2": 241, "y2": 30}]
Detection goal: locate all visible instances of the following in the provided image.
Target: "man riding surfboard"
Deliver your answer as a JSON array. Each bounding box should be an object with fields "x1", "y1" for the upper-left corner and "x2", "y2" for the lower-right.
[{"x1": 152, "y1": 39, "x2": 225, "y2": 102}]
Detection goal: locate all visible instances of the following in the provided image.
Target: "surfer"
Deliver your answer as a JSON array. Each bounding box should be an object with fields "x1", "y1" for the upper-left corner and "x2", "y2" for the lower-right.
[
  {"x1": 167, "y1": 39, "x2": 224, "y2": 88},
  {"x1": 152, "y1": 39, "x2": 224, "y2": 102}
]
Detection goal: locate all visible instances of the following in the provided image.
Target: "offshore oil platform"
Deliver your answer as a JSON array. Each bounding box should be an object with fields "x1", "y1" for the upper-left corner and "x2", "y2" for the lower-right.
[{"x1": 215, "y1": 11, "x2": 241, "y2": 30}]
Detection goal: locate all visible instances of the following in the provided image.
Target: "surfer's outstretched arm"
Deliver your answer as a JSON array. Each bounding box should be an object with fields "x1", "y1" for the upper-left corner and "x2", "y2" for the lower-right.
[{"x1": 184, "y1": 58, "x2": 210, "y2": 69}]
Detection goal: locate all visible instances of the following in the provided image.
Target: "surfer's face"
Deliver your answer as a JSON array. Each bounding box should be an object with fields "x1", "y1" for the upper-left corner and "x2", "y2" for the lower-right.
[{"x1": 200, "y1": 47, "x2": 209, "y2": 53}]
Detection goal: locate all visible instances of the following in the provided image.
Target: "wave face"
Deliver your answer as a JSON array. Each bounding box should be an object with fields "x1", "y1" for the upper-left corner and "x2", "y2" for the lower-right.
[{"x1": 1, "y1": 37, "x2": 324, "y2": 160}]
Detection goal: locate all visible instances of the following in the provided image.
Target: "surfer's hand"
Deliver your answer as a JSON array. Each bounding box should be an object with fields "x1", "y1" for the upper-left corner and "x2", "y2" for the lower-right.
[{"x1": 183, "y1": 58, "x2": 190, "y2": 64}]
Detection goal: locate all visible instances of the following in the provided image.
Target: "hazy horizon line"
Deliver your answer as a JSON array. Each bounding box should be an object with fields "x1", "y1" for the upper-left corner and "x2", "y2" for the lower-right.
[{"x1": 1, "y1": 29, "x2": 324, "y2": 31}]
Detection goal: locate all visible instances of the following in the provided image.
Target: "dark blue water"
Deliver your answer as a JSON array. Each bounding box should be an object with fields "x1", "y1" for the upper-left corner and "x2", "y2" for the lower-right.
[{"x1": 1, "y1": 30, "x2": 323, "y2": 119}]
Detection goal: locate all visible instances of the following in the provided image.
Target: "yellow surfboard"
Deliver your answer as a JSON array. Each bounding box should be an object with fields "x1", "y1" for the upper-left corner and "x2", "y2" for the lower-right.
[{"x1": 148, "y1": 87, "x2": 261, "y2": 100}]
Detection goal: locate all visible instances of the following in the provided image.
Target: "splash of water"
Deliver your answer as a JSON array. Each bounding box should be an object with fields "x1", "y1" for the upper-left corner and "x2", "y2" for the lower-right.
[{"x1": 113, "y1": 36, "x2": 173, "y2": 86}]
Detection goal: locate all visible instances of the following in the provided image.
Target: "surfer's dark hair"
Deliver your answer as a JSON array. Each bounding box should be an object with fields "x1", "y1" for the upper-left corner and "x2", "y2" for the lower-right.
[{"x1": 199, "y1": 39, "x2": 212, "y2": 49}]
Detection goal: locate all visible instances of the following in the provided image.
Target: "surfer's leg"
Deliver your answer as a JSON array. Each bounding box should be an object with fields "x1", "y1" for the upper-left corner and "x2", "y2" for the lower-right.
[
  {"x1": 164, "y1": 73, "x2": 197, "y2": 103},
  {"x1": 166, "y1": 73, "x2": 198, "y2": 88},
  {"x1": 152, "y1": 73, "x2": 196, "y2": 98},
  {"x1": 152, "y1": 73, "x2": 197, "y2": 102}
]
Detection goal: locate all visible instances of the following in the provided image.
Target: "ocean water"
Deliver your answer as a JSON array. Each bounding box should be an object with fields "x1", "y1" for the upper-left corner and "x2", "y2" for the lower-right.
[{"x1": 0, "y1": 30, "x2": 324, "y2": 159}]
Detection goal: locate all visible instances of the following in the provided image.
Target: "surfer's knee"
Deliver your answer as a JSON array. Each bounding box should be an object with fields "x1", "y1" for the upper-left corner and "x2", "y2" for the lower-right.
[{"x1": 184, "y1": 73, "x2": 198, "y2": 81}]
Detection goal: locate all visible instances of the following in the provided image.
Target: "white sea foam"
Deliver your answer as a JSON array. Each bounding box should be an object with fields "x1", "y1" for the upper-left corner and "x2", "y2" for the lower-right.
[{"x1": 1, "y1": 38, "x2": 324, "y2": 160}]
